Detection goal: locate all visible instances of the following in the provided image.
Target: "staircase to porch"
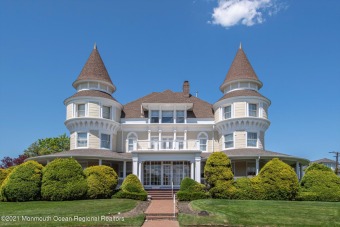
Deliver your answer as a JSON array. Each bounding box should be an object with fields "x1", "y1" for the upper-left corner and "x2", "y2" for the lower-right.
[{"x1": 146, "y1": 189, "x2": 178, "y2": 200}]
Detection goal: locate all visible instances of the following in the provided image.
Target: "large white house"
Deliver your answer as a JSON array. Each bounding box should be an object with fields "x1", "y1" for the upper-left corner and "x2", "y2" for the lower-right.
[{"x1": 30, "y1": 44, "x2": 309, "y2": 189}]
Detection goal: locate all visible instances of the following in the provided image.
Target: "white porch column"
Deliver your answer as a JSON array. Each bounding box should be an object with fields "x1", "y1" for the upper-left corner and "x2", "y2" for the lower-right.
[
  {"x1": 173, "y1": 130, "x2": 177, "y2": 149},
  {"x1": 190, "y1": 161, "x2": 195, "y2": 180},
  {"x1": 300, "y1": 165, "x2": 303, "y2": 180},
  {"x1": 138, "y1": 162, "x2": 142, "y2": 181},
  {"x1": 158, "y1": 130, "x2": 162, "y2": 150},
  {"x1": 195, "y1": 157, "x2": 201, "y2": 183},
  {"x1": 184, "y1": 130, "x2": 187, "y2": 149},
  {"x1": 123, "y1": 161, "x2": 127, "y2": 178},
  {"x1": 99, "y1": 159, "x2": 102, "y2": 166},
  {"x1": 132, "y1": 157, "x2": 138, "y2": 176},
  {"x1": 256, "y1": 158, "x2": 260, "y2": 175},
  {"x1": 148, "y1": 130, "x2": 151, "y2": 149},
  {"x1": 296, "y1": 162, "x2": 300, "y2": 180}
]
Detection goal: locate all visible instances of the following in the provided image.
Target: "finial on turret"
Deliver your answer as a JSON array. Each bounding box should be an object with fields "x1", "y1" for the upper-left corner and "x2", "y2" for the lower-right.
[
  {"x1": 239, "y1": 42, "x2": 242, "y2": 49},
  {"x1": 94, "y1": 42, "x2": 97, "y2": 50}
]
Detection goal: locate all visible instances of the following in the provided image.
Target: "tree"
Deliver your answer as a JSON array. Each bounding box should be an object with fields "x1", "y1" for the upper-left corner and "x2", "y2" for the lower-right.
[
  {"x1": 0, "y1": 155, "x2": 27, "y2": 169},
  {"x1": 24, "y1": 134, "x2": 70, "y2": 157}
]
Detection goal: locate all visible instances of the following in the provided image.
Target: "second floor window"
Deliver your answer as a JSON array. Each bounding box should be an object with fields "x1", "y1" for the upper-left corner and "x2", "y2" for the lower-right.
[
  {"x1": 101, "y1": 134, "x2": 111, "y2": 149},
  {"x1": 162, "y1": 111, "x2": 174, "y2": 123},
  {"x1": 198, "y1": 133, "x2": 208, "y2": 151},
  {"x1": 224, "y1": 133, "x2": 234, "y2": 148},
  {"x1": 77, "y1": 132, "x2": 87, "y2": 147},
  {"x1": 224, "y1": 105, "x2": 231, "y2": 119},
  {"x1": 247, "y1": 132, "x2": 257, "y2": 147},
  {"x1": 249, "y1": 104, "x2": 257, "y2": 117},
  {"x1": 176, "y1": 111, "x2": 185, "y2": 123},
  {"x1": 77, "y1": 104, "x2": 85, "y2": 117},
  {"x1": 151, "y1": 111, "x2": 159, "y2": 123},
  {"x1": 102, "y1": 106, "x2": 111, "y2": 119}
]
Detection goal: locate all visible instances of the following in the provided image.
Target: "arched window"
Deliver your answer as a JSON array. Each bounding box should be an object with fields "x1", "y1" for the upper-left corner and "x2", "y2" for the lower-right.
[
  {"x1": 197, "y1": 132, "x2": 208, "y2": 152},
  {"x1": 127, "y1": 132, "x2": 138, "y2": 152}
]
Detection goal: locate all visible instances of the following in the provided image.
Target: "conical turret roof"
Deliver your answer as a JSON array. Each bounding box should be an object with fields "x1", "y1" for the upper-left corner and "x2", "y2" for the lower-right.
[
  {"x1": 220, "y1": 45, "x2": 262, "y2": 92},
  {"x1": 73, "y1": 44, "x2": 115, "y2": 91}
]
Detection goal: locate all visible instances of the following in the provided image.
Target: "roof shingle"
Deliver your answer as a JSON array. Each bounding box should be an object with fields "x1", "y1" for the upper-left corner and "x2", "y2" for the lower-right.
[
  {"x1": 218, "y1": 89, "x2": 268, "y2": 101},
  {"x1": 66, "y1": 90, "x2": 117, "y2": 102}
]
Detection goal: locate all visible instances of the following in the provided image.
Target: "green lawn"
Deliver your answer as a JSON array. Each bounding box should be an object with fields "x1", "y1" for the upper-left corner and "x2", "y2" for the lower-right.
[
  {"x1": 0, "y1": 199, "x2": 144, "y2": 226},
  {"x1": 179, "y1": 199, "x2": 340, "y2": 226}
]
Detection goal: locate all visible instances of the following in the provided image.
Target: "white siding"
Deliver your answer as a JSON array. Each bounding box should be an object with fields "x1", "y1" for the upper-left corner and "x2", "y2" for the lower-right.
[
  {"x1": 235, "y1": 131, "x2": 246, "y2": 148},
  {"x1": 234, "y1": 102, "x2": 246, "y2": 118}
]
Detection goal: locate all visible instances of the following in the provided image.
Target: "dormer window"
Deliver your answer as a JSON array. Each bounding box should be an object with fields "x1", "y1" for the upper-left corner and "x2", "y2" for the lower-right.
[
  {"x1": 102, "y1": 106, "x2": 111, "y2": 119},
  {"x1": 77, "y1": 104, "x2": 86, "y2": 117},
  {"x1": 248, "y1": 103, "x2": 257, "y2": 117},
  {"x1": 151, "y1": 111, "x2": 159, "y2": 123},
  {"x1": 162, "y1": 111, "x2": 174, "y2": 123},
  {"x1": 224, "y1": 105, "x2": 231, "y2": 119}
]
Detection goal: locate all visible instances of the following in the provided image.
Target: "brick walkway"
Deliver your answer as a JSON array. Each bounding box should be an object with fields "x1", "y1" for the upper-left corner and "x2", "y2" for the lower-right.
[{"x1": 142, "y1": 199, "x2": 179, "y2": 227}]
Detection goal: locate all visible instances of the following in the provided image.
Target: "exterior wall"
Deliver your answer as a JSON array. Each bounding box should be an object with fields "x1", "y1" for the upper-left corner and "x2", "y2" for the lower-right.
[
  {"x1": 111, "y1": 135, "x2": 117, "y2": 151},
  {"x1": 259, "y1": 131, "x2": 265, "y2": 149},
  {"x1": 70, "y1": 132, "x2": 76, "y2": 149},
  {"x1": 214, "y1": 108, "x2": 220, "y2": 122},
  {"x1": 262, "y1": 105, "x2": 268, "y2": 119},
  {"x1": 234, "y1": 102, "x2": 246, "y2": 118},
  {"x1": 89, "y1": 130, "x2": 100, "y2": 149},
  {"x1": 88, "y1": 102, "x2": 100, "y2": 118},
  {"x1": 235, "y1": 131, "x2": 246, "y2": 148},
  {"x1": 66, "y1": 104, "x2": 73, "y2": 120}
]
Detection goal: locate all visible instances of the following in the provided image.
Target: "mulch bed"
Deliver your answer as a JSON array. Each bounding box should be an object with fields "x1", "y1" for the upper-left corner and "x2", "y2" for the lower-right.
[
  {"x1": 177, "y1": 201, "x2": 199, "y2": 215},
  {"x1": 119, "y1": 200, "x2": 150, "y2": 218}
]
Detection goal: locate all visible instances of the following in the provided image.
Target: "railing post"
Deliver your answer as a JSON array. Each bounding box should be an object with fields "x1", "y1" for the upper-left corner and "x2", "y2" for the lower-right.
[
  {"x1": 171, "y1": 181, "x2": 173, "y2": 198},
  {"x1": 173, "y1": 193, "x2": 176, "y2": 218}
]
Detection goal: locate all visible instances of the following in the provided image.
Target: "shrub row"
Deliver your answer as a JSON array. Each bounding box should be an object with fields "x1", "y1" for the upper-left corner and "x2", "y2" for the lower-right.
[{"x1": 0, "y1": 158, "x2": 120, "y2": 202}]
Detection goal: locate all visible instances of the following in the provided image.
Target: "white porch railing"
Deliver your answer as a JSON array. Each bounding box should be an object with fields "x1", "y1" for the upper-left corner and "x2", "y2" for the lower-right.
[{"x1": 128, "y1": 139, "x2": 203, "y2": 151}]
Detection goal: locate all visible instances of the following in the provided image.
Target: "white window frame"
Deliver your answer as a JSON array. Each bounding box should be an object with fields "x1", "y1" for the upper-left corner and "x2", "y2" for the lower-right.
[
  {"x1": 150, "y1": 110, "x2": 159, "y2": 123},
  {"x1": 100, "y1": 133, "x2": 111, "y2": 149},
  {"x1": 197, "y1": 132, "x2": 208, "y2": 152},
  {"x1": 224, "y1": 105, "x2": 232, "y2": 119},
  {"x1": 162, "y1": 110, "x2": 174, "y2": 123},
  {"x1": 127, "y1": 132, "x2": 138, "y2": 152},
  {"x1": 76, "y1": 103, "x2": 87, "y2": 117},
  {"x1": 76, "y1": 132, "x2": 88, "y2": 148},
  {"x1": 247, "y1": 132, "x2": 258, "y2": 148},
  {"x1": 176, "y1": 110, "x2": 185, "y2": 123},
  {"x1": 102, "y1": 105, "x2": 112, "y2": 120},
  {"x1": 224, "y1": 133, "x2": 234, "y2": 149},
  {"x1": 248, "y1": 103, "x2": 257, "y2": 117}
]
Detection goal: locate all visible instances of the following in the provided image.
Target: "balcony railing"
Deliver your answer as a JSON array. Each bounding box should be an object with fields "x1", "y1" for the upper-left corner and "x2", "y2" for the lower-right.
[{"x1": 127, "y1": 139, "x2": 205, "y2": 151}]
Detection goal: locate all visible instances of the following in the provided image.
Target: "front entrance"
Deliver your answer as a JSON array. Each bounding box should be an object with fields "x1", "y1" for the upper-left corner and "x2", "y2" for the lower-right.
[{"x1": 143, "y1": 161, "x2": 190, "y2": 188}]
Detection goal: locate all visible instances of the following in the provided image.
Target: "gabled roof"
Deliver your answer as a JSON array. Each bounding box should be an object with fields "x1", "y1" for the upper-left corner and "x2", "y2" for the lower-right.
[
  {"x1": 73, "y1": 45, "x2": 115, "y2": 89},
  {"x1": 122, "y1": 90, "x2": 214, "y2": 118},
  {"x1": 218, "y1": 89, "x2": 269, "y2": 102},
  {"x1": 220, "y1": 46, "x2": 262, "y2": 91}
]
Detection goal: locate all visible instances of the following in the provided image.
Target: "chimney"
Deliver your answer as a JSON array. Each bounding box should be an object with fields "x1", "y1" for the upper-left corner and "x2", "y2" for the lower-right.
[{"x1": 183, "y1": 81, "x2": 190, "y2": 97}]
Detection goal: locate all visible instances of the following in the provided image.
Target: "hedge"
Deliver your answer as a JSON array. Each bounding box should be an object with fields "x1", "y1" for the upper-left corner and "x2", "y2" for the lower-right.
[
  {"x1": 41, "y1": 158, "x2": 87, "y2": 201},
  {"x1": 177, "y1": 177, "x2": 209, "y2": 201},
  {"x1": 298, "y1": 163, "x2": 340, "y2": 202},
  {"x1": 209, "y1": 180, "x2": 237, "y2": 199},
  {"x1": 254, "y1": 158, "x2": 299, "y2": 200},
  {"x1": 234, "y1": 177, "x2": 262, "y2": 200},
  {"x1": 84, "y1": 165, "x2": 118, "y2": 199},
  {"x1": 0, "y1": 161, "x2": 43, "y2": 202},
  {"x1": 113, "y1": 174, "x2": 147, "y2": 201}
]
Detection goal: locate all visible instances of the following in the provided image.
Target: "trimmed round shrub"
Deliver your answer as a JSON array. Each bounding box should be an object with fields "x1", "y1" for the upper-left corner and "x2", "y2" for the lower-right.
[
  {"x1": 41, "y1": 158, "x2": 87, "y2": 201},
  {"x1": 0, "y1": 161, "x2": 43, "y2": 202},
  {"x1": 204, "y1": 152, "x2": 233, "y2": 188},
  {"x1": 177, "y1": 177, "x2": 209, "y2": 201},
  {"x1": 84, "y1": 165, "x2": 118, "y2": 199},
  {"x1": 0, "y1": 166, "x2": 16, "y2": 187},
  {"x1": 254, "y1": 158, "x2": 299, "y2": 200},
  {"x1": 298, "y1": 163, "x2": 340, "y2": 202},
  {"x1": 113, "y1": 174, "x2": 147, "y2": 201}
]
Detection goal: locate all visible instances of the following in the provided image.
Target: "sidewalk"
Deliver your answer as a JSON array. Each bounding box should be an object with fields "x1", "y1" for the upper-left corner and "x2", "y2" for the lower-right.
[{"x1": 142, "y1": 199, "x2": 179, "y2": 227}]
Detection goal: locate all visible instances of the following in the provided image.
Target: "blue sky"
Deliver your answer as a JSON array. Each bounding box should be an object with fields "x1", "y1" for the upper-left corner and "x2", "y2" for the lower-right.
[{"x1": 0, "y1": 0, "x2": 339, "y2": 161}]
